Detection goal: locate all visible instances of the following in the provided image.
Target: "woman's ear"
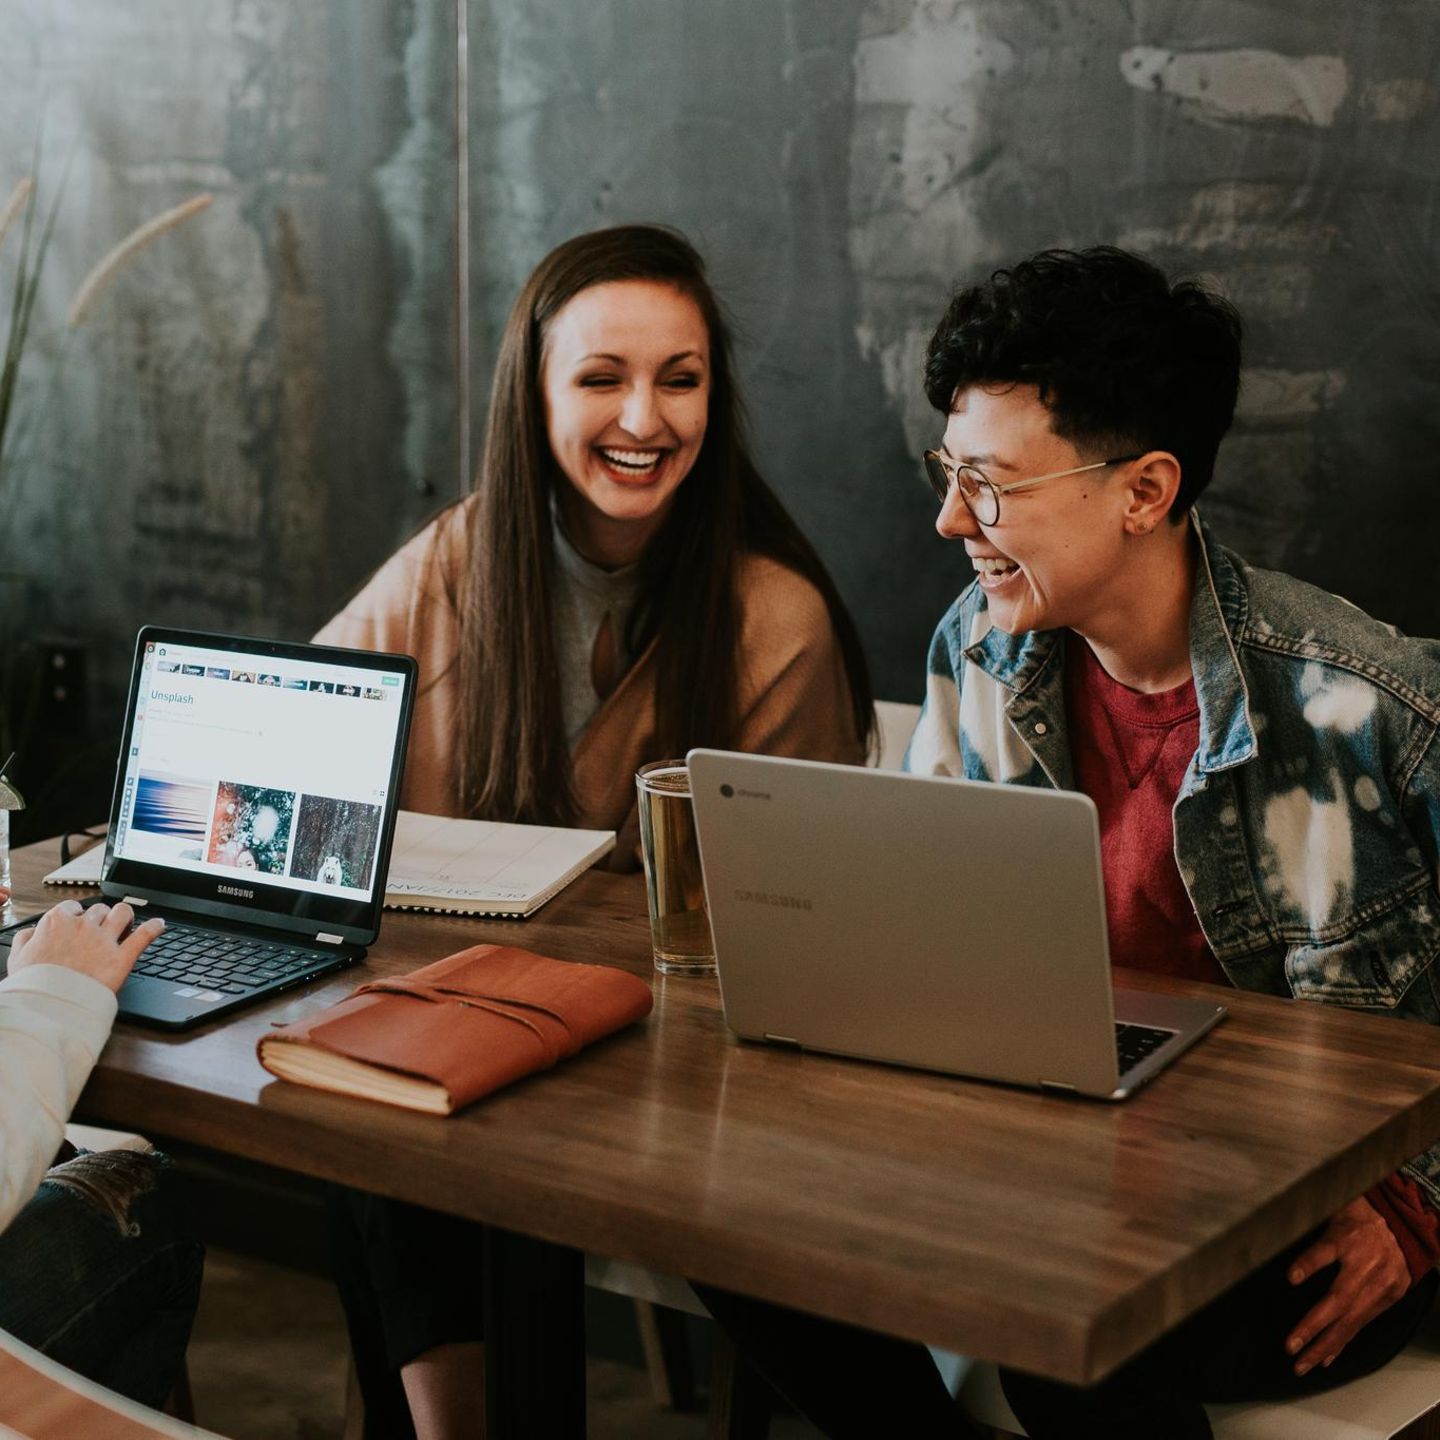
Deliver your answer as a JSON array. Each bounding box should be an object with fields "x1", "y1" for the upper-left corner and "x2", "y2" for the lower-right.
[{"x1": 1122, "y1": 452, "x2": 1182, "y2": 534}]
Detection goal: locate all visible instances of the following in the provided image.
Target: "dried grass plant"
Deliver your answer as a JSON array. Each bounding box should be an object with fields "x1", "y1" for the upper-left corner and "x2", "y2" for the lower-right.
[
  {"x1": 0, "y1": 172, "x2": 212, "y2": 490},
  {"x1": 66, "y1": 192, "x2": 213, "y2": 327},
  {"x1": 0, "y1": 166, "x2": 211, "y2": 769}
]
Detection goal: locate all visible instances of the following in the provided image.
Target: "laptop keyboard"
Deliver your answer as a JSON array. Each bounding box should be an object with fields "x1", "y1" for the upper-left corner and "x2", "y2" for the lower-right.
[
  {"x1": 1115, "y1": 1021, "x2": 1175, "y2": 1075},
  {"x1": 129, "y1": 922, "x2": 319, "y2": 996}
]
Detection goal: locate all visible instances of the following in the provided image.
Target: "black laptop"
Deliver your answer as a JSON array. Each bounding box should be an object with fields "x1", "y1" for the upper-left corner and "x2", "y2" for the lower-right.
[{"x1": 0, "y1": 626, "x2": 417, "y2": 1029}]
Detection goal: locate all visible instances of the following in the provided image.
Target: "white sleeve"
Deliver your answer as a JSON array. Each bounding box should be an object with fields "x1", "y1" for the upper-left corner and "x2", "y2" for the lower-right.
[
  {"x1": 905, "y1": 669, "x2": 967, "y2": 776},
  {"x1": 904, "y1": 616, "x2": 968, "y2": 777},
  {"x1": 0, "y1": 965, "x2": 117, "y2": 1232}
]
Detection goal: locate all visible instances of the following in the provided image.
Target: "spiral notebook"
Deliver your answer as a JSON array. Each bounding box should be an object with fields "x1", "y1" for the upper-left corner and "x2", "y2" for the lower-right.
[
  {"x1": 48, "y1": 811, "x2": 616, "y2": 919},
  {"x1": 380, "y1": 810, "x2": 615, "y2": 916}
]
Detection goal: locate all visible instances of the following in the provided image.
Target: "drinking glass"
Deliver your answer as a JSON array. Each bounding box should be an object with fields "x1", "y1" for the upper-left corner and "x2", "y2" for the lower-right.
[{"x1": 635, "y1": 760, "x2": 716, "y2": 976}]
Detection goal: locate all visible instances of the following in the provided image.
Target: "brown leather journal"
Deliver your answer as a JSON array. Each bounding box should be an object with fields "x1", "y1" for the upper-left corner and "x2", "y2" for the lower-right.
[{"x1": 256, "y1": 944, "x2": 653, "y2": 1114}]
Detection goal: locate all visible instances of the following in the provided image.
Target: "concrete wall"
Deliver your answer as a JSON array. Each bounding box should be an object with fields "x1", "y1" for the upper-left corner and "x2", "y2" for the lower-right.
[
  {"x1": 0, "y1": 0, "x2": 455, "y2": 809},
  {"x1": 2, "y1": 1, "x2": 1438, "y2": 811},
  {"x1": 464, "y1": 0, "x2": 1440, "y2": 700}
]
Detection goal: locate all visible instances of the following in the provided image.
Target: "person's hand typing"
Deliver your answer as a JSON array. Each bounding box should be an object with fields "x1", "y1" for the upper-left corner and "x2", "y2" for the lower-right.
[
  {"x1": 8, "y1": 899, "x2": 164, "y2": 994},
  {"x1": 1285, "y1": 1196, "x2": 1411, "y2": 1375}
]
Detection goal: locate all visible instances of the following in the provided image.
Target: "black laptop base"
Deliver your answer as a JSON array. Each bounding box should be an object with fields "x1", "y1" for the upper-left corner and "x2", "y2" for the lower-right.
[{"x1": 0, "y1": 902, "x2": 363, "y2": 1031}]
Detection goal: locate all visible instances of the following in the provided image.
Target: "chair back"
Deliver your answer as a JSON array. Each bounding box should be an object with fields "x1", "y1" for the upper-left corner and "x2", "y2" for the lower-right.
[{"x1": 872, "y1": 700, "x2": 921, "y2": 771}]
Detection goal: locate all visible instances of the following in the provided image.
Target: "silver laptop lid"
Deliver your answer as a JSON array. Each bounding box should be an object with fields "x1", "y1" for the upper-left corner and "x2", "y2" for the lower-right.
[{"x1": 687, "y1": 750, "x2": 1125, "y2": 1095}]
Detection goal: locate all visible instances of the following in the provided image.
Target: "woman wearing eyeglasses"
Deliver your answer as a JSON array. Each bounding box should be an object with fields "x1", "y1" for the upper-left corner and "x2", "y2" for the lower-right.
[{"x1": 315, "y1": 223, "x2": 873, "y2": 1440}]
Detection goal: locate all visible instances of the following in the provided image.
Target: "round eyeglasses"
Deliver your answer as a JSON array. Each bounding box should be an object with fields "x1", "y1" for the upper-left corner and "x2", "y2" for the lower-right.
[{"x1": 921, "y1": 451, "x2": 1143, "y2": 527}]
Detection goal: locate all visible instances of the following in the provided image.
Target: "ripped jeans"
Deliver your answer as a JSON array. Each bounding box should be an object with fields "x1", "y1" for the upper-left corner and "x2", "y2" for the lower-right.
[{"x1": 0, "y1": 1146, "x2": 204, "y2": 1409}]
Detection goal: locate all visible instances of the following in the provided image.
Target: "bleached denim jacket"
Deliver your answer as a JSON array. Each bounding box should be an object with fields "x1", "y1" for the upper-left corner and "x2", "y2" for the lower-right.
[{"x1": 907, "y1": 512, "x2": 1440, "y2": 1204}]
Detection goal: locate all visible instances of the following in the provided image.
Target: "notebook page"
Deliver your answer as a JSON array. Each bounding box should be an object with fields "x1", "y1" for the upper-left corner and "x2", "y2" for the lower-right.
[{"x1": 383, "y1": 811, "x2": 615, "y2": 907}]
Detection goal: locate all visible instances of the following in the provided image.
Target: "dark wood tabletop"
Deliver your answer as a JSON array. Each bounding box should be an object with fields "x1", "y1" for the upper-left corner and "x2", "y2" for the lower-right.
[{"x1": 11, "y1": 836, "x2": 1440, "y2": 1387}]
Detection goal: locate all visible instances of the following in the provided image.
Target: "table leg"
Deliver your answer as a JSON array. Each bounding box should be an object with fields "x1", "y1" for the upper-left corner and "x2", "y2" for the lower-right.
[
  {"x1": 708, "y1": 1331, "x2": 774, "y2": 1440},
  {"x1": 483, "y1": 1225, "x2": 585, "y2": 1438}
]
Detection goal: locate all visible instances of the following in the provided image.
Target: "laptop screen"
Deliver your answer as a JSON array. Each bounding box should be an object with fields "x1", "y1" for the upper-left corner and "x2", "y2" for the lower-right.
[{"x1": 102, "y1": 627, "x2": 417, "y2": 939}]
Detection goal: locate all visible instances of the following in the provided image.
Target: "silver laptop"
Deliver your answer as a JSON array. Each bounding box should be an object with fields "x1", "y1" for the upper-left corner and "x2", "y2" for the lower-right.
[{"x1": 687, "y1": 750, "x2": 1225, "y2": 1100}]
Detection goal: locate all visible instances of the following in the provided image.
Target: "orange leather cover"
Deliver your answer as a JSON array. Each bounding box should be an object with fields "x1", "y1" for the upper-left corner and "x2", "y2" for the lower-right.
[{"x1": 256, "y1": 944, "x2": 653, "y2": 1111}]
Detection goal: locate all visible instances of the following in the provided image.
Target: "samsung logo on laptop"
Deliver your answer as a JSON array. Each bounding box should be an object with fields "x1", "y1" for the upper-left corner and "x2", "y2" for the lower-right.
[
  {"x1": 734, "y1": 889, "x2": 812, "y2": 912},
  {"x1": 216, "y1": 883, "x2": 255, "y2": 900}
]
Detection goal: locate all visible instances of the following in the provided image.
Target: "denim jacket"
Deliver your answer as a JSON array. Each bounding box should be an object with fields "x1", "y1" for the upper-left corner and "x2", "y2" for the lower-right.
[{"x1": 907, "y1": 512, "x2": 1440, "y2": 1205}]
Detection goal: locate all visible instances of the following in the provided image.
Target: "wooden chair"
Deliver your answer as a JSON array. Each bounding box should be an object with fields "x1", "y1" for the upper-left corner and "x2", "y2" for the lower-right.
[
  {"x1": 585, "y1": 1257, "x2": 772, "y2": 1435},
  {"x1": 586, "y1": 1256, "x2": 707, "y2": 1410},
  {"x1": 63, "y1": 1123, "x2": 154, "y2": 1155},
  {"x1": 873, "y1": 699, "x2": 922, "y2": 772},
  {"x1": 959, "y1": 1310, "x2": 1440, "y2": 1440},
  {"x1": 0, "y1": 1323, "x2": 222, "y2": 1440},
  {"x1": 10, "y1": 1125, "x2": 202, "y2": 1437}
]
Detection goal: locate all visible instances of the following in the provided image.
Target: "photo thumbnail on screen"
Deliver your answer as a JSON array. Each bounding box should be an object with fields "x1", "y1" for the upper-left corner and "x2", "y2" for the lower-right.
[
  {"x1": 290, "y1": 796, "x2": 384, "y2": 890},
  {"x1": 207, "y1": 782, "x2": 296, "y2": 876},
  {"x1": 132, "y1": 773, "x2": 211, "y2": 861}
]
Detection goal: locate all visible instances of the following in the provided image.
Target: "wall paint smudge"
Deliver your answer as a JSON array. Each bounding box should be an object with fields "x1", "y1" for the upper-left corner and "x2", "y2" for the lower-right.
[
  {"x1": 373, "y1": 1, "x2": 456, "y2": 498},
  {"x1": 1236, "y1": 369, "x2": 1347, "y2": 426},
  {"x1": 1120, "y1": 46, "x2": 1350, "y2": 128},
  {"x1": 1118, "y1": 181, "x2": 1339, "y2": 256},
  {"x1": 848, "y1": 0, "x2": 1014, "y2": 452},
  {"x1": 1361, "y1": 78, "x2": 1433, "y2": 122}
]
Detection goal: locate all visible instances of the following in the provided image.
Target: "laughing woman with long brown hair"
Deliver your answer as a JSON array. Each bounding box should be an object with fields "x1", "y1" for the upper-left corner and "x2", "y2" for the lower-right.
[
  {"x1": 318, "y1": 223, "x2": 871, "y2": 856},
  {"x1": 315, "y1": 224, "x2": 872, "y2": 1439}
]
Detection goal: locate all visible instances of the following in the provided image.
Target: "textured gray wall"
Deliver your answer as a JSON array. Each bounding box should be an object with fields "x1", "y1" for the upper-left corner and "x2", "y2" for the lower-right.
[
  {"x1": 2, "y1": 0, "x2": 1438, "y2": 805},
  {"x1": 465, "y1": 0, "x2": 1440, "y2": 703}
]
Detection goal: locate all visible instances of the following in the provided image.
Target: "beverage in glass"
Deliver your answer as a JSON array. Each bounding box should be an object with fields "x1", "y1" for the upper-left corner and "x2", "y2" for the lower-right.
[{"x1": 635, "y1": 761, "x2": 716, "y2": 976}]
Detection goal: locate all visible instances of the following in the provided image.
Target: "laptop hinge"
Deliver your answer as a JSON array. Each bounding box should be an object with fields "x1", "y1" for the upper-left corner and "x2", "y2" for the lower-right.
[
  {"x1": 122, "y1": 896, "x2": 150, "y2": 908},
  {"x1": 315, "y1": 933, "x2": 346, "y2": 945},
  {"x1": 1039, "y1": 1079, "x2": 1077, "y2": 1093},
  {"x1": 763, "y1": 1033, "x2": 802, "y2": 1049}
]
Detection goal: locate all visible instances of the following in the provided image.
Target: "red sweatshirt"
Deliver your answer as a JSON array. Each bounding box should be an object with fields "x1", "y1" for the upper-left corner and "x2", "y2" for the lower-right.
[{"x1": 1065, "y1": 635, "x2": 1440, "y2": 1281}]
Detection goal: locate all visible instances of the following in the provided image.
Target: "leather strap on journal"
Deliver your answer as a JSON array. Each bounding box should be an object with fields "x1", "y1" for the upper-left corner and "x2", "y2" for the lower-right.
[
  {"x1": 257, "y1": 943, "x2": 653, "y2": 1111},
  {"x1": 353, "y1": 973, "x2": 583, "y2": 1066}
]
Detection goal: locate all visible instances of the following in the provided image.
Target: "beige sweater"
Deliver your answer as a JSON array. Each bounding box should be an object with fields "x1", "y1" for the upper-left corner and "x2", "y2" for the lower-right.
[
  {"x1": 0, "y1": 965, "x2": 116, "y2": 1232},
  {"x1": 314, "y1": 501, "x2": 865, "y2": 866}
]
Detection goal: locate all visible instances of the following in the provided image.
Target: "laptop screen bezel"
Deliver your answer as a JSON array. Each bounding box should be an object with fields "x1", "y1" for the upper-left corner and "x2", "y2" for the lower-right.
[{"x1": 99, "y1": 625, "x2": 418, "y2": 945}]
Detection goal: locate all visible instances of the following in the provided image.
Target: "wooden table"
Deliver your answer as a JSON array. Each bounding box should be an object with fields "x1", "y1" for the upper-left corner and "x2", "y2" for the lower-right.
[{"x1": 11, "y1": 837, "x2": 1440, "y2": 1431}]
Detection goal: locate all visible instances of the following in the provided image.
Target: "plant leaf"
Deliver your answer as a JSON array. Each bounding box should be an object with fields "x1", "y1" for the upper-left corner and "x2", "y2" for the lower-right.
[
  {"x1": 0, "y1": 141, "x2": 74, "y2": 489},
  {"x1": 68, "y1": 191, "x2": 213, "y2": 327},
  {"x1": 0, "y1": 178, "x2": 34, "y2": 258},
  {"x1": 0, "y1": 203, "x2": 36, "y2": 481}
]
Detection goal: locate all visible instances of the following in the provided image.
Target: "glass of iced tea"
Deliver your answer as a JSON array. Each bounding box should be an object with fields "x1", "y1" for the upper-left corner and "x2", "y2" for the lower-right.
[{"x1": 635, "y1": 760, "x2": 716, "y2": 976}]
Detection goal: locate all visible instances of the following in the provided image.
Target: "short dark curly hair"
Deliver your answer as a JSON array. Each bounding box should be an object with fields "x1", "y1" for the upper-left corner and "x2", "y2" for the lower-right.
[{"x1": 923, "y1": 247, "x2": 1242, "y2": 516}]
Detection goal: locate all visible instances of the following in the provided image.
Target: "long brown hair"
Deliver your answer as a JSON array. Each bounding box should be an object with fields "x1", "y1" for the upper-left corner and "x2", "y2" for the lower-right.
[{"x1": 454, "y1": 224, "x2": 873, "y2": 824}]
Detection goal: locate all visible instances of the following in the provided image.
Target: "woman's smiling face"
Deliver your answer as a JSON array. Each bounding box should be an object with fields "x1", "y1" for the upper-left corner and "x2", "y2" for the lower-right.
[{"x1": 541, "y1": 279, "x2": 710, "y2": 567}]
